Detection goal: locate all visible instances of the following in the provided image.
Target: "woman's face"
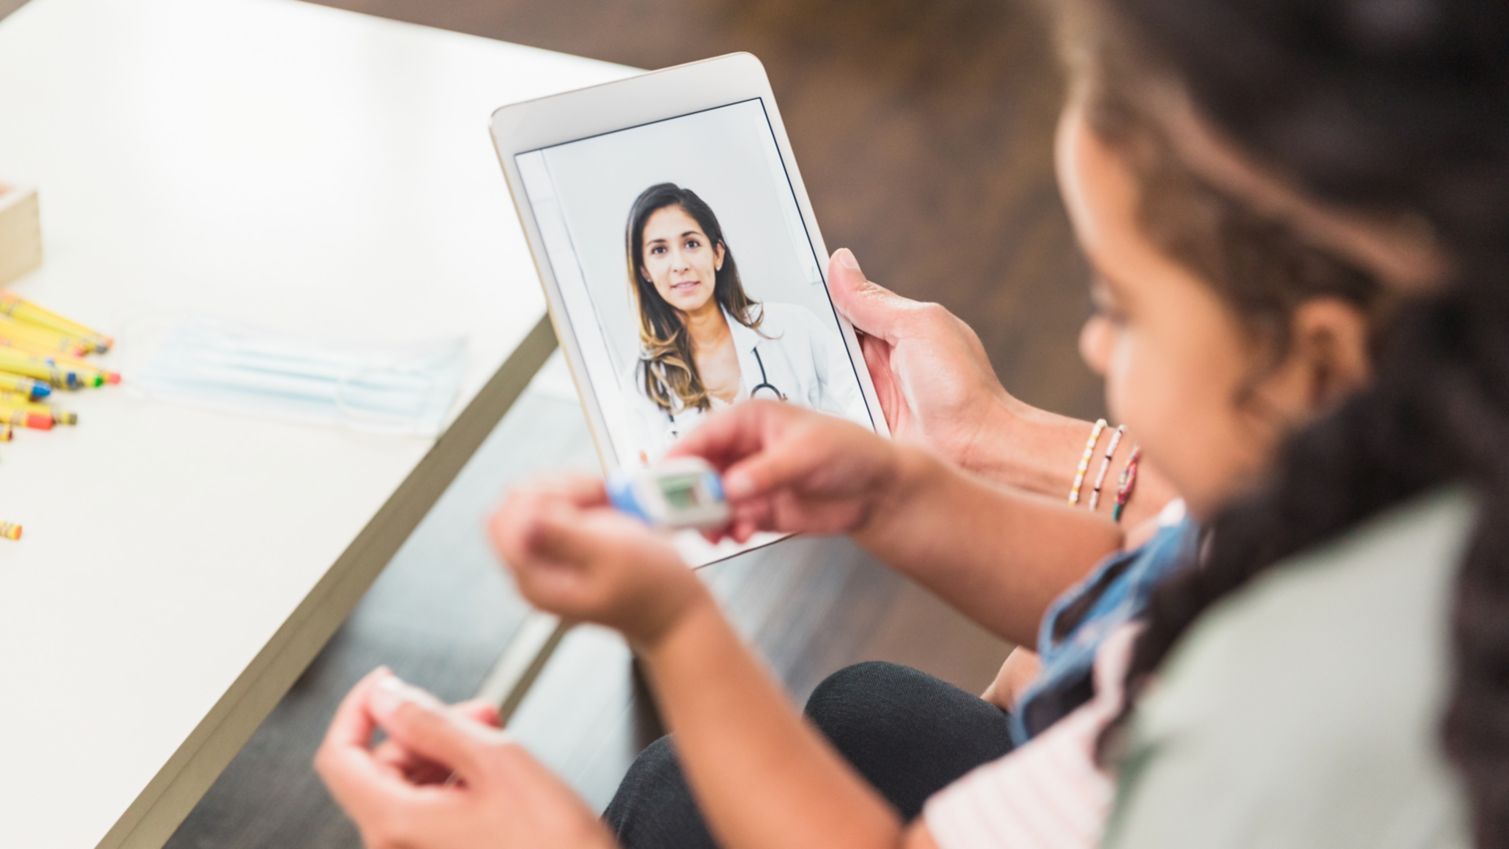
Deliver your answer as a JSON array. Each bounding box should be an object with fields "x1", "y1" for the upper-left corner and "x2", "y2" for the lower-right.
[
  {"x1": 1056, "y1": 100, "x2": 1358, "y2": 519},
  {"x1": 640, "y1": 205, "x2": 725, "y2": 315}
]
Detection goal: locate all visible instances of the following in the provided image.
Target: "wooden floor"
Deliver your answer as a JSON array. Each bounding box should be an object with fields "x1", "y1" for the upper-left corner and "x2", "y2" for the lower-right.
[{"x1": 148, "y1": 0, "x2": 1101, "y2": 845}]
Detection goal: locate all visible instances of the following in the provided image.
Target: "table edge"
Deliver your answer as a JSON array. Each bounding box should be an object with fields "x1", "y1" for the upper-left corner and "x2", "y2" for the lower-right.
[{"x1": 100, "y1": 316, "x2": 556, "y2": 849}]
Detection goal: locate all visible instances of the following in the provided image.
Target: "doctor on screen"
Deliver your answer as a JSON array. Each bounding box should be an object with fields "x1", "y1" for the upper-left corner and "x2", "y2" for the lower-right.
[{"x1": 623, "y1": 182, "x2": 862, "y2": 464}]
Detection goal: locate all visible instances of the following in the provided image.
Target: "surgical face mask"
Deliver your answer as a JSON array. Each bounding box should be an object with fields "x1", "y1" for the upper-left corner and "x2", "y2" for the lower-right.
[{"x1": 134, "y1": 317, "x2": 467, "y2": 436}]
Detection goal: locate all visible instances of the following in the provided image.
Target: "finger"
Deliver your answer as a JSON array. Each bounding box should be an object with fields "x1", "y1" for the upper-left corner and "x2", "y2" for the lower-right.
[
  {"x1": 316, "y1": 668, "x2": 415, "y2": 816},
  {"x1": 731, "y1": 517, "x2": 757, "y2": 543},
  {"x1": 729, "y1": 495, "x2": 773, "y2": 530},
  {"x1": 455, "y1": 698, "x2": 503, "y2": 728},
  {"x1": 369, "y1": 675, "x2": 498, "y2": 785},
  {"x1": 490, "y1": 486, "x2": 574, "y2": 567},
  {"x1": 519, "y1": 472, "x2": 608, "y2": 509},
  {"x1": 372, "y1": 738, "x2": 451, "y2": 785},
  {"x1": 322, "y1": 666, "x2": 389, "y2": 751},
  {"x1": 858, "y1": 333, "x2": 896, "y2": 392},
  {"x1": 526, "y1": 503, "x2": 654, "y2": 565},
  {"x1": 665, "y1": 401, "x2": 773, "y2": 470},
  {"x1": 371, "y1": 698, "x2": 502, "y2": 782},
  {"x1": 721, "y1": 443, "x2": 812, "y2": 501},
  {"x1": 828, "y1": 248, "x2": 909, "y2": 343}
]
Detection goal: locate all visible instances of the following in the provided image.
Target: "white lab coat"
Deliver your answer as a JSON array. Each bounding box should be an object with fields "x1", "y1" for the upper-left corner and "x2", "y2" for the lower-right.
[{"x1": 627, "y1": 301, "x2": 866, "y2": 463}]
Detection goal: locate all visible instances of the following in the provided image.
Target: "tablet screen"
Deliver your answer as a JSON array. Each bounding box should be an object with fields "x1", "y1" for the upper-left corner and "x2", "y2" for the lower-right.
[{"x1": 516, "y1": 98, "x2": 876, "y2": 469}]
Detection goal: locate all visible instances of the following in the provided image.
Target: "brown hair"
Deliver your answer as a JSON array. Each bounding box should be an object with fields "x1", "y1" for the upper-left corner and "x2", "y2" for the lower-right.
[
  {"x1": 1057, "y1": 1, "x2": 1389, "y2": 394},
  {"x1": 1061, "y1": 3, "x2": 1509, "y2": 846}
]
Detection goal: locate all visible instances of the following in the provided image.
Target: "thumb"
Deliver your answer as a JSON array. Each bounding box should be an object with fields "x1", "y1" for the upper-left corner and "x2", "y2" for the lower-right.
[
  {"x1": 526, "y1": 504, "x2": 610, "y2": 565},
  {"x1": 723, "y1": 444, "x2": 812, "y2": 501},
  {"x1": 828, "y1": 248, "x2": 908, "y2": 343},
  {"x1": 370, "y1": 676, "x2": 495, "y2": 784}
]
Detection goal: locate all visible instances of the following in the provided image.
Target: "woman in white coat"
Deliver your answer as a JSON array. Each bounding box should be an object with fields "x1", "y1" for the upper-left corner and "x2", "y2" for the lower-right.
[{"x1": 623, "y1": 182, "x2": 863, "y2": 464}]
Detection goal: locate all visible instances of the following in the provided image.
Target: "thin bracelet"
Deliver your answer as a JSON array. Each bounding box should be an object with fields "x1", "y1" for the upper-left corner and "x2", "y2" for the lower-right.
[
  {"x1": 1087, "y1": 424, "x2": 1126, "y2": 512},
  {"x1": 1112, "y1": 446, "x2": 1143, "y2": 523},
  {"x1": 1068, "y1": 418, "x2": 1108, "y2": 505}
]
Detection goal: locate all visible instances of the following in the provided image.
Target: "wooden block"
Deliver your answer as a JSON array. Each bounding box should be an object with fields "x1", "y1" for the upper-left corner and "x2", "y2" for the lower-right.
[{"x1": 0, "y1": 182, "x2": 42, "y2": 287}]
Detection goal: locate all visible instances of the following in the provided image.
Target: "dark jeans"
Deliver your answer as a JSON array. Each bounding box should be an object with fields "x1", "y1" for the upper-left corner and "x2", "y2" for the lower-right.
[{"x1": 603, "y1": 661, "x2": 1016, "y2": 849}]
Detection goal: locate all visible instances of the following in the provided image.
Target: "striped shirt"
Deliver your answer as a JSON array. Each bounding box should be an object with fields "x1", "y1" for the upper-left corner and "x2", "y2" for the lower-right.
[{"x1": 923, "y1": 623, "x2": 1140, "y2": 849}]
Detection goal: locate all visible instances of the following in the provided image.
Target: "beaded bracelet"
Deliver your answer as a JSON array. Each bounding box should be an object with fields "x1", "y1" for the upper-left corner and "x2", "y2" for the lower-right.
[
  {"x1": 1068, "y1": 418, "x2": 1108, "y2": 505},
  {"x1": 1087, "y1": 424, "x2": 1126, "y2": 512},
  {"x1": 1112, "y1": 446, "x2": 1143, "y2": 523}
]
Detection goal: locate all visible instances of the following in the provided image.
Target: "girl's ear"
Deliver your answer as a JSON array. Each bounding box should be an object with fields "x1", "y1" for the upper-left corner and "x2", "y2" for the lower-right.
[
  {"x1": 1290, "y1": 297, "x2": 1373, "y2": 411},
  {"x1": 714, "y1": 241, "x2": 726, "y2": 272}
]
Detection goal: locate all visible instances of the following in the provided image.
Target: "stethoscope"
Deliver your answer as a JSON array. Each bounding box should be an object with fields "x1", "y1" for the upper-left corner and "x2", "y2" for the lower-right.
[{"x1": 664, "y1": 348, "x2": 785, "y2": 440}]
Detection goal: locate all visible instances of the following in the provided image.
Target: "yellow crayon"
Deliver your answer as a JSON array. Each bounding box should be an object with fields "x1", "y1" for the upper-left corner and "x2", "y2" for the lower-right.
[
  {"x1": 0, "y1": 394, "x2": 76, "y2": 425},
  {"x1": 0, "y1": 407, "x2": 54, "y2": 430},
  {"x1": 0, "y1": 332, "x2": 91, "y2": 362},
  {"x1": 0, "y1": 346, "x2": 120, "y2": 386},
  {"x1": 0, "y1": 291, "x2": 111, "y2": 352},
  {"x1": 0, "y1": 346, "x2": 88, "y2": 388},
  {"x1": 0, "y1": 522, "x2": 21, "y2": 541},
  {"x1": 0, "y1": 316, "x2": 93, "y2": 357},
  {"x1": 0, "y1": 371, "x2": 48, "y2": 400}
]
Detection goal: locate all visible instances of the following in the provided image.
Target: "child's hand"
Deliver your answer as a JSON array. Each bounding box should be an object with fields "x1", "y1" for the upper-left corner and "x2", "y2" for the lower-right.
[
  {"x1": 670, "y1": 400, "x2": 906, "y2": 543},
  {"x1": 316, "y1": 668, "x2": 616, "y2": 849},
  {"x1": 487, "y1": 473, "x2": 707, "y2": 647}
]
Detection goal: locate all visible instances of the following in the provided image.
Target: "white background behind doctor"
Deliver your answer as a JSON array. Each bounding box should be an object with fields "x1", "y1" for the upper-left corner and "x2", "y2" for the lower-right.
[{"x1": 520, "y1": 99, "x2": 871, "y2": 465}]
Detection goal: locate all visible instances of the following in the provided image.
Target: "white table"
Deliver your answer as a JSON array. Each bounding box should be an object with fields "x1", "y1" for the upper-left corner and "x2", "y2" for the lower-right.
[{"x1": 0, "y1": 1, "x2": 631, "y2": 846}]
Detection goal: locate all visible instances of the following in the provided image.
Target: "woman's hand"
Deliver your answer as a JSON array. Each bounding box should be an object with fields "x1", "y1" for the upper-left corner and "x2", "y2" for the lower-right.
[
  {"x1": 315, "y1": 668, "x2": 616, "y2": 849},
  {"x1": 981, "y1": 647, "x2": 1043, "y2": 712},
  {"x1": 669, "y1": 400, "x2": 915, "y2": 543},
  {"x1": 831, "y1": 248, "x2": 1142, "y2": 506},
  {"x1": 487, "y1": 473, "x2": 709, "y2": 648},
  {"x1": 828, "y1": 248, "x2": 1017, "y2": 474}
]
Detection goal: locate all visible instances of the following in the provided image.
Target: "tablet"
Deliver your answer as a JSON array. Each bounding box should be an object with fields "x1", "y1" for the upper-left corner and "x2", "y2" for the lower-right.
[{"x1": 489, "y1": 53, "x2": 889, "y2": 563}]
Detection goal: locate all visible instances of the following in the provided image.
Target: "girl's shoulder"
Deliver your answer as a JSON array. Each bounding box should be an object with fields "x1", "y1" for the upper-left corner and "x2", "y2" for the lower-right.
[
  {"x1": 1109, "y1": 487, "x2": 1478, "y2": 848},
  {"x1": 1123, "y1": 488, "x2": 1476, "y2": 840},
  {"x1": 1192, "y1": 487, "x2": 1473, "y2": 660}
]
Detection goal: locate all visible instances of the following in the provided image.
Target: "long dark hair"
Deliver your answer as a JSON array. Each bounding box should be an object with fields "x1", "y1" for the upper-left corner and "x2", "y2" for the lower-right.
[
  {"x1": 625, "y1": 183, "x2": 764, "y2": 415},
  {"x1": 1066, "y1": 1, "x2": 1509, "y2": 843}
]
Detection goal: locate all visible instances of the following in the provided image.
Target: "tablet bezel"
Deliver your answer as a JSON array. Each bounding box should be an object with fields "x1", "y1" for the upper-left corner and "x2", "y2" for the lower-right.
[{"x1": 488, "y1": 52, "x2": 891, "y2": 477}]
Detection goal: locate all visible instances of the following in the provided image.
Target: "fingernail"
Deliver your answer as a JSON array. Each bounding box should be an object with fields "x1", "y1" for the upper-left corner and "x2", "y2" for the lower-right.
[
  {"x1": 725, "y1": 470, "x2": 754, "y2": 499},
  {"x1": 837, "y1": 248, "x2": 861, "y2": 271},
  {"x1": 370, "y1": 676, "x2": 413, "y2": 720}
]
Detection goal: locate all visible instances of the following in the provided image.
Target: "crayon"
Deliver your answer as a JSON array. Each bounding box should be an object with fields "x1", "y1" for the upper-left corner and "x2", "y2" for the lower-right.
[
  {"x1": 0, "y1": 395, "x2": 76, "y2": 425},
  {"x1": 0, "y1": 291, "x2": 111, "y2": 353},
  {"x1": 0, "y1": 423, "x2": 12, "y2": 441},
  {"x1": 0, "y1": 316, "x2": 93, "y2": 357},
  {"x1": 6, "y1": 347, "x2": 120, "y2": 386},
  {"x1": 0, "y1": 333, "x2": 92, "y2": 364},
  {"x1": 0, "y1": 347, "x2": 83, "y2": 388},
  {"x1": 0, "y1": 409, "x2": 53, "y2": 430},
  {"x1": 0, "y1": 372, "x2": 49, "y2": 400},
  {"x1": 0, "y1": 522, "x2": 20, "y2": 541}
]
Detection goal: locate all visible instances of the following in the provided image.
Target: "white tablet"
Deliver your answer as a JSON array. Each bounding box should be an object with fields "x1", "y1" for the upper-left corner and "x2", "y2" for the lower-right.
[{"x1": 489, "y1": 53, "x2": 889, "y2": 563}]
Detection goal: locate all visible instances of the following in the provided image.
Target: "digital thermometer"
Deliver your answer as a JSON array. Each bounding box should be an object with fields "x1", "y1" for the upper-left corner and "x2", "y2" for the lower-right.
[{"x1": 608, "y1": 457, "x2": 731, "y2": 530}]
